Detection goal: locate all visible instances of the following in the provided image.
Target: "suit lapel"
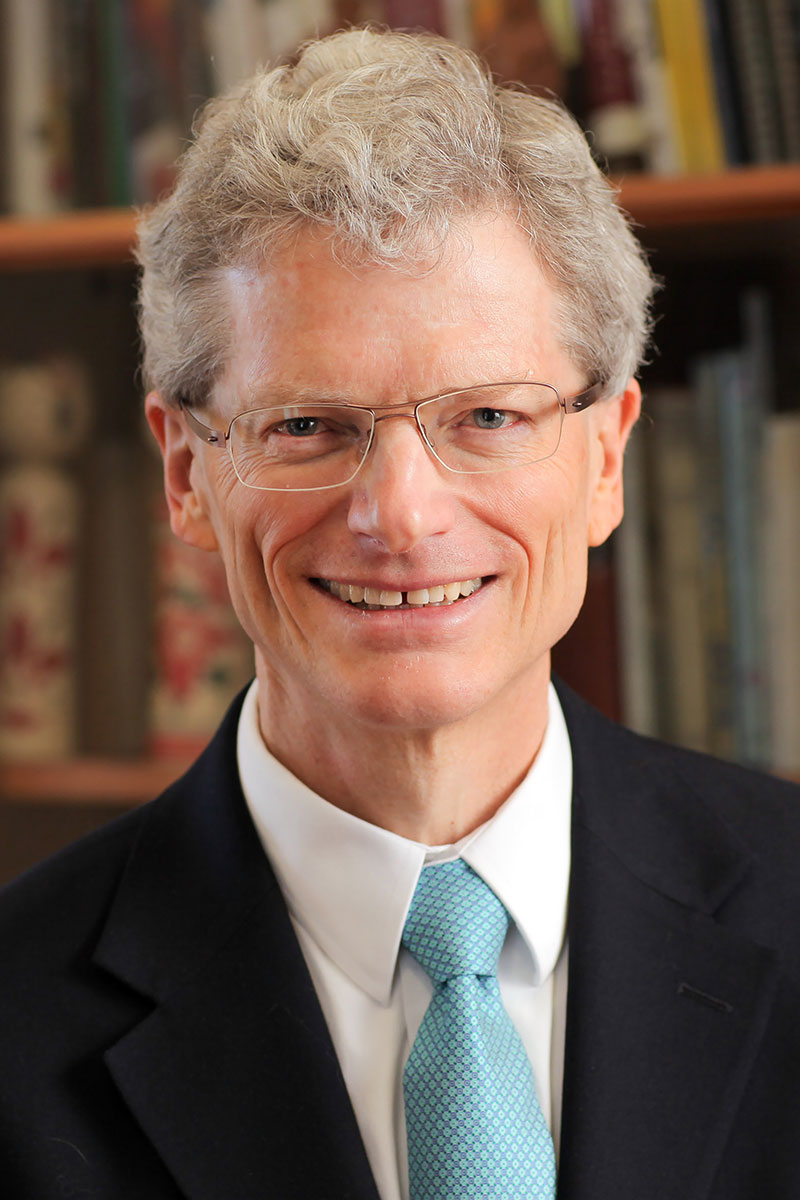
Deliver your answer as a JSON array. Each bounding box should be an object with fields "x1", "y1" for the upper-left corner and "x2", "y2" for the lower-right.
[
  {"x1": 555, "y1": 683, "x2": 781, "y2": 1200},
  {"x1": 93, "y1": 695, "x2": 380, "y2": 1200}
]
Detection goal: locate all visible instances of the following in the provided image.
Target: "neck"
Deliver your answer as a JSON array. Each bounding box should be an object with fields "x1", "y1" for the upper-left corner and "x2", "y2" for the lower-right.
[{"x1": 254, "y1": 660, "x2": 551, "y2": 845}]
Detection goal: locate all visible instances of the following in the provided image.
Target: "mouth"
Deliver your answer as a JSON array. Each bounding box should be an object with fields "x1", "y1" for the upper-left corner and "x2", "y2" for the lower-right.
[{"x1": 313, "y1": 576, "x2": 487, "y2": 610}]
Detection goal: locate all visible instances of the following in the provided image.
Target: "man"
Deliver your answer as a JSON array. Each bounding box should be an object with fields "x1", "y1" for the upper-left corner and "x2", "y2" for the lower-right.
[{"x1": 2, "y1": 26, "x2": 799, "y2": 1200}]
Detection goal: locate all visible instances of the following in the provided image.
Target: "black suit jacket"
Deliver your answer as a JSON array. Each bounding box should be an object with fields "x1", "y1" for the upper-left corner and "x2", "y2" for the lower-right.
[{"x1": 1, "y1": 682, "x2": 799, "y2": 1198}]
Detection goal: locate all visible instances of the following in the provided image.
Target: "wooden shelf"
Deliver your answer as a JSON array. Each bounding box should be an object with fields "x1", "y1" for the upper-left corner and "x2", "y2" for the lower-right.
[
  {"x1": 1, "y1": 165, "x2": 800, "y2": 271},
  {"x1": 618, "y1": 163, "x2": 800, "y2": 228},
  {"x1": 0, "y1": 757, "x2": 191, "y2": 807},
  {"x1": 0, "y1": 208, "x2": 137, "y2": 271}
]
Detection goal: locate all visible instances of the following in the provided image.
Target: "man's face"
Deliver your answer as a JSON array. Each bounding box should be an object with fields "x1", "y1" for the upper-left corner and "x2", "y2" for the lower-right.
[{"x1": 149, "y1": 213, "x2": 639, "y2": 736}]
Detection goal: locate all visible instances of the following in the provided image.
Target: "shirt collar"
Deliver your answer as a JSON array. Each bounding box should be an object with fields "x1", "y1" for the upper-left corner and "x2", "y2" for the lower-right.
[{"x1": 237, "y1": 681, "x2": 572, "y2": 1004}]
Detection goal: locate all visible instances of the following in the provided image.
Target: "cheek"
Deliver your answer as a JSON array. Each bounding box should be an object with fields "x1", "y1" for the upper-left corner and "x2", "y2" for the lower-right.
[
  {"x1": 216, "y1": 489, "x2": 336, "y2": 621},
  {"x1": 495, "y1": 452, "x2": 592, "y2": 569},
  {"x1": 482, "y1": 454, "x2": 592, "y2": 645}
]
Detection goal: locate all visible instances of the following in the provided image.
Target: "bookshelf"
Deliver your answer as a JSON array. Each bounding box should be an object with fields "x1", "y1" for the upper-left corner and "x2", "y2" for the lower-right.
[{"x1": 1, "y1": 163, "x2": 799, "y2": 823}]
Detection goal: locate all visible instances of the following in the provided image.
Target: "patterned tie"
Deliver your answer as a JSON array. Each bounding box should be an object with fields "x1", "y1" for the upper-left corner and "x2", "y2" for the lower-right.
[{"x1": 402, "y1": 859, "x2": 556, "y2": 1200}]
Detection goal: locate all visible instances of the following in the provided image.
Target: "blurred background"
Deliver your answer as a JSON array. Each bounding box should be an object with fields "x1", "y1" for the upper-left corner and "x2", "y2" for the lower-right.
[{"x1": 1, "y1": 0, "x2": 799, "y2": 883}]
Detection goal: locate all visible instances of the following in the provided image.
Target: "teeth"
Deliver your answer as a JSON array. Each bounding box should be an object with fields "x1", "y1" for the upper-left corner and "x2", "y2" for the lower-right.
[{"x1": 323, "y1": 577, "x2": 484, "y2": 609}]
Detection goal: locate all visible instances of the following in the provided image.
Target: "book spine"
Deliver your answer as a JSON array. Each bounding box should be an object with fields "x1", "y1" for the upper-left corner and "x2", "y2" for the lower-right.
[
  {"x1": 0, "y1": 465, "x2": 80, "y2": 759},
  {"x1": 648, "y1": 387, "x2": 711, "y2": 752},
  {"x1": 764, "y1": 0, "x2": 800, "y2": 159},
  {"x1": 702, "y1": 0, "x2": 748, "y2": 164},
  {"x1": 0, "y1": 359, "x2": 92, "y2": 761},
  {"x1": 4, "y1": 0, "x2": 64, "y2": 212},
  {"x1": 762, "y1": 412, "x2": 800, "y2": 774},
  {"x1": 203, "y1": 0, "x2": 267, "y2": 95},
  {"x1": 80, "y1": 440, "x2": 151, "y2": 756},
  {"x1": 615, "y1": 0, "x2": 682, "y2": 173},
  {"x1": 472, "y1": 0, "x2": 565, "y2": 95},
  {"x1": 261, "y1": 0, "x2": 337, "y2": 61},
  {"x1": 576, "y1": 0, "x2": 648, "y2": 172},
  {"x1": 714, "y1": 347, "x2": 767, "y2": 765},
  {"x1": 124, "y1": 0, "x2": 184, "y2": 205},
  {"x1": 613, "y1": 419, "x2": 659, "y2": 737},
  {"x1": 99, "y1": 0, "x2": 133, "y2": 205},
  {"x1": 148, "y1": 489, "x2": 254, "y2": 758},
  {"x1": 383, "y1": 0, "x2": 447, "y2": 33},
  {"x1": 725, "y1": 0, "x2": 784, "y2": 162},
  {"x1": 691, "y1": 354, "x2": 736, "y2": 759},
  {"x1": 654, "y1": 0, "x2": 726, "y2": 171},
  {"x1": 65, "y1": 0, "x2": 106, "y2": 208}
]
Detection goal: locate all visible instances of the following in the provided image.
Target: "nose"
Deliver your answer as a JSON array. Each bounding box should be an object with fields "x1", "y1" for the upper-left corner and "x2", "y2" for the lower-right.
[{"x1": 346, "y1": 414, "x2": 457, "y2": 554}]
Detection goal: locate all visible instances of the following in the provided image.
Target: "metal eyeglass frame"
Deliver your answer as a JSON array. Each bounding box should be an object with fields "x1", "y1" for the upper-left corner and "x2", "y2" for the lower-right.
[{"x1": 178, "y1": 379, "x2": 606, "y2": 492}]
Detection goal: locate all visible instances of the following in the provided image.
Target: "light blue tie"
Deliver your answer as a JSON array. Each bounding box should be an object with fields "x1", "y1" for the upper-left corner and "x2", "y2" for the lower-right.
[{"x1": 402, "y1": 859, "x2": 556, "y2": 1200}]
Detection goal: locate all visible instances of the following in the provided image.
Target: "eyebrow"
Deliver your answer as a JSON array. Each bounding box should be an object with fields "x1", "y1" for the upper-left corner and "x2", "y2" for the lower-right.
[{"x1": 237, "y1": 384, "x2": 356, "y2": 408}]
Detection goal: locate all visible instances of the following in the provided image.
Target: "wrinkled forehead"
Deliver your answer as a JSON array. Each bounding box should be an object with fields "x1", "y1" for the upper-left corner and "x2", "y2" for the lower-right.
[{"x1": 211, "y1": 214, "x2": 574, "y2": 411}]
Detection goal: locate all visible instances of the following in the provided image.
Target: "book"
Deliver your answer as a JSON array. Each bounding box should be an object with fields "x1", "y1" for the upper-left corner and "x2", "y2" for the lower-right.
[
  {"x1": 653, "y1": 0, "x2": 726, "y2": 171},
  {"x1": 617, "y1": 0, "x2": 682, "y2": 173},
  {"x1": 725, "y1": 0, "x2": 784, "y2": 162},
  {"x1": 702, "y1": 0, "x2": 747, "y2": 164},
  {"x1": 3, "y1": 0, "x2": 68, "y2": 212},
  {"x1": 613, "y1": 416, "x2": 659, "y2": 737},
  {"x1": 0, "y1": 359, "x2": 92, "y2": 761},
  {"x1": 148, "y1": 489, "x2": 254, "y2": 758},
  {"x1": 575, "y1": 0, "x2": 648, "y2": 172},
  {"x1": 712, "y1": 345, "x2": 767, "y2": 765},
  {"x1": 472, "y1": 0, "x2": 566, "y2": 95},
  {"x1": 764, "y1": 0, "x2": 800, "y2": 159},
  {"x1": 80, "y1": 439, "x2": 152, "y2": 756},
  {"x1": 383, "y1": 0, "x2": 447, "y2": 34},
  {"x1": 647, "y1": 386, "x2": 711, "y2": 752},
  {"x1": 762, "y1": 411, "x2": 800, "y2": 774},
  {"x1": 262, "y1": 0, "x2": 337, "y2": 61},
  {"x1": 0, "y1": 464, "x2": 81, "y2": 760},
  {"x1": 690, "y1": 352, "x2": 737, "y2": 759},
  {"x1": 687, "y1": 327, "x2": 769, "y2": 765}
]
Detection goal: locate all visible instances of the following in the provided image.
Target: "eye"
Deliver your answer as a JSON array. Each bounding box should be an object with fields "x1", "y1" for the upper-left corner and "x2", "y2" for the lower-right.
[
  {"x1": 279, "y1": 415, "x2": 322, "y2": 437},
  {"x1": 469, "y1": 408, "x2": 515, "y2": 430}
]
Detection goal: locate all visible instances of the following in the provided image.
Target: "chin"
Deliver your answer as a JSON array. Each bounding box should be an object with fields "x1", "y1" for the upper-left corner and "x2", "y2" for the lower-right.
[{"x1": 325, "y1": 663, "x2": 519, "y2": 734}]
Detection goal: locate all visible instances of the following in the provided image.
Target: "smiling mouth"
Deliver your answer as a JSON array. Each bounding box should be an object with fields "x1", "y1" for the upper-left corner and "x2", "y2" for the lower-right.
[{"x1": 315, "y1": 576, "x2": 486, "y2": 610}]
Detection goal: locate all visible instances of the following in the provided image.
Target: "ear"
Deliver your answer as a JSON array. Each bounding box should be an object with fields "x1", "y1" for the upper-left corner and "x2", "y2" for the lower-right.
[
  {"x1": 587, "y1": 378, "x2": 642, "y2": 548},
  {"x1": 145, "y1": 393, "x2": 219, "y2": 552}
]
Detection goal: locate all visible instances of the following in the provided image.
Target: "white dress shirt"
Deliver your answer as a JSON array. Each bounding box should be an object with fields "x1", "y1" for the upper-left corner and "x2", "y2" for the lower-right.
[{"x1": 237, "y1": 680, "x2": 572, "y2": 1200}]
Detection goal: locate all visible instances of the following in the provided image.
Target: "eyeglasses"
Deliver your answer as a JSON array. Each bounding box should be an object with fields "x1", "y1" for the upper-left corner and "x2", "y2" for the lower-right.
[{"x1": 179, "y1": 379, "x2": 604, "y2": 492}]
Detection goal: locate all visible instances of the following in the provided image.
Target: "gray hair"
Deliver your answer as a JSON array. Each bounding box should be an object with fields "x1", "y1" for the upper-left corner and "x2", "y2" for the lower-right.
[{"x1": 137, "y1": 26, "x2": 656, "y2": 405}]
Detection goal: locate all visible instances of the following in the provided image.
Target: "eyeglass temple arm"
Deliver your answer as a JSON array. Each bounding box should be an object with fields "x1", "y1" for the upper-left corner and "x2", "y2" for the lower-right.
[
  {"x1": 564, "y1": 380, "x2": 605, "y2": 414},
  {"x1": 178, "y1": 398, "x2": 227, "y2": 447}
]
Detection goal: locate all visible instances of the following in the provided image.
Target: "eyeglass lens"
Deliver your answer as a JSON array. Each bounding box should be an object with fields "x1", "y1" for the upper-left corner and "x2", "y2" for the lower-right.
[{"x1": 228, "y1": 383, "x2": 563, "y2": 491}]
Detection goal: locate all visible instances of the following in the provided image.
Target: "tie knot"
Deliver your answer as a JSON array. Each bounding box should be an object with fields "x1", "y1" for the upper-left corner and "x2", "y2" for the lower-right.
[{"x1": 402, "y1": 860, "x2": 509, "y2": 984}]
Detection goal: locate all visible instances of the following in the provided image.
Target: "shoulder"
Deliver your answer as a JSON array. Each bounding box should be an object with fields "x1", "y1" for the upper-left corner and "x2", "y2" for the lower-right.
[
  {"x1": 555, "y1": 675, "x2": 800, "y2": 825},
  {"x1": 0, "y1": 803, "x2": 149, "y2": 979},
  {"x1": 555, "y1": 678, "x2": 800, "y2": 953},
  {"x1": 0, "y1": 687, "x2": 249, "y2": 967}
]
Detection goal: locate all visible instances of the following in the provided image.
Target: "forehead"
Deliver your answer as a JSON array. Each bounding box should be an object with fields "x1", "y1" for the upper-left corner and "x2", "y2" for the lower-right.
[{"x1": 215, "y1": 214, "x2": 571, "y2": 406}]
